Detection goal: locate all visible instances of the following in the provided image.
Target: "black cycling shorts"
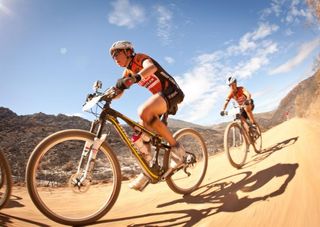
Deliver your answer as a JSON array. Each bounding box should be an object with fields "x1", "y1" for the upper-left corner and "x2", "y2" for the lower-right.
[
  {"x1": 159, "y1": 85, "x2": 184, "y2": 115},
  {"x1": 240, "y1": 99, "x2": 254, "y2": 119}
]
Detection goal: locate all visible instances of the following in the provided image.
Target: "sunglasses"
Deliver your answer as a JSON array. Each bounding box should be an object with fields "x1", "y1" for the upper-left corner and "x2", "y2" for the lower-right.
[{"x1": 112, "y1": 49, "x2": 123, "y2": 58}]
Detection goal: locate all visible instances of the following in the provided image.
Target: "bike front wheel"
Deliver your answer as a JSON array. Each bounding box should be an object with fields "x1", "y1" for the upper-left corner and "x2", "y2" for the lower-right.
[
  {"x1": 224, "y1": 122, "x2": 248, "y2": 169},
  {"x1": 165, "y1": 128, "x2": 208, "y2": 194},
  {"x1": 26, "y1": 129, "x2": 122, "y2": 226},
  {"x1": 0, "y1": 151, "x2": 12, "y2": 209}
]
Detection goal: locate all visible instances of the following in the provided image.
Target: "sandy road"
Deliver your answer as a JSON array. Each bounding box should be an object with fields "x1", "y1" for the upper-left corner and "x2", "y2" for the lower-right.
[{"x1": 1, "y1": 117, "x2": 320, "y2": 227}]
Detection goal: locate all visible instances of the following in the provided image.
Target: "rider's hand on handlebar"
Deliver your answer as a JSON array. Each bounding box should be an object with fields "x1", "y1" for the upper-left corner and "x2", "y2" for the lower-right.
[
  {"x1": 116, "y1": 78, "x2": 130, "y2": 90},
  {"x1": 102, "y1": 86, "x2": 122, "y2": 100},
  {"x1": 86, "y1": 93, "x2": 94, "y2": 102},
  {"x1": 116, "y1": 74, "x2": 141, "y2": 91},
  {"x1": 112, "y1": 86, "x2": 122, "y2": 97}
]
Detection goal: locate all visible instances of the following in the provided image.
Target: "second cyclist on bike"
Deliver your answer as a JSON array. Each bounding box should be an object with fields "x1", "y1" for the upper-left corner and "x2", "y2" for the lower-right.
[
  {"x1": 220, "y1": 75, "x2": 257, "y2": 129},
  {"x1": 109, "y1": 40, "x2": 185, "y2": 191}
]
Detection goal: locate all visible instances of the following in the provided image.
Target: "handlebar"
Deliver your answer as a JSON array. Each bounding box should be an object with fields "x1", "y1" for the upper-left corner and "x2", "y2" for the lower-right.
[
  {"x1": 82, "y1": 87, "x2": 121, "y2": 112},
  {"x1": 221, "y1": 104, "x2": 245, "y2": 117},
  {"x1": 101, "y1": 87, "x2": 121, "y2": 100}
]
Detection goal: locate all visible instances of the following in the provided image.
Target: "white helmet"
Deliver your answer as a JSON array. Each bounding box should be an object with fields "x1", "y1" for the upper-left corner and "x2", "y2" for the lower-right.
[
  {"x1": 226, "y1": 76, "x2": 237, "y2": 86},
  {"x1": 109, "y1": 40, "x2": 134, "y2": 56}
]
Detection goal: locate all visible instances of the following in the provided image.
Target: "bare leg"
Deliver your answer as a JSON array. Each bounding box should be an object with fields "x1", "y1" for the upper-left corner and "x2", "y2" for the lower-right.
[
  {"x1": 138, "y1": 94, "x2": 177, "y2": 146},
  {"x1": 244, "y1": 104, "x2": 256, "y2": 124},
  {"x1": 240, "y1": 116, "x2": 250, "y2": 133}
]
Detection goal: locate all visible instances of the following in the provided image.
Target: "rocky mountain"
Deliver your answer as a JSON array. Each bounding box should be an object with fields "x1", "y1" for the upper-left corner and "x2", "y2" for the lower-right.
[
  {"x1": 0, "y1": 107, "x2": 221, "y2": 183},
  {"x1": 270, "y1": 69, "x2": 320, "y2": 125},
  {"x1": 0, "y1": 108, "x2": 90, "y2": 183}
]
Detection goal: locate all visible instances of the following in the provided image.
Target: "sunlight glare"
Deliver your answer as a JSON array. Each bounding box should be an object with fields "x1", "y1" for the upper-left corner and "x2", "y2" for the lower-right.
[{"x1": 0, "y1": 0, "x2": 12, "y2": 16}]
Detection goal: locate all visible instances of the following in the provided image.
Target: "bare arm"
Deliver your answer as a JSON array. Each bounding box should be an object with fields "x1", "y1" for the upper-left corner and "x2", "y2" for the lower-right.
[
  {"x1": 114, "y1": 58, "x2": 157, "y2": 92},
  {"x1": 222, "y1": 99, "x2": 230, "y2": 111},
  {"x1": 222, "y1": 90, "x2": 233, "y2": 111},
  {"x1": 139, "y1": 58, "x2": 157, "y2": 78}
]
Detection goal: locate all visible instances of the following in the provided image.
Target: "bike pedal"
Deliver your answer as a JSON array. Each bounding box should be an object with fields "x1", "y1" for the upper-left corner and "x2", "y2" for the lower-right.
[{"x1": 161, "y1": 163, "x2": 184, "y2": 180}]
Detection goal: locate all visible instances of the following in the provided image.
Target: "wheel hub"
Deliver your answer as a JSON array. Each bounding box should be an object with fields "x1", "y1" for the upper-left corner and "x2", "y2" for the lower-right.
[{"x1": 69, "y1": 173, "x2": 91, "y2": 193}]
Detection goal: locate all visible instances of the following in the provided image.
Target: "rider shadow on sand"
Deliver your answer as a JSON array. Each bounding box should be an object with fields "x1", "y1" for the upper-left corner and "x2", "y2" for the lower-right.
[
  {"x1": 244, "y1": 136, "x2": 299, "y2": 169},
  {"x1": 159, "y1": 163, "x2": 298, "y2": 211},
  {"x1": 97, "y1": 163, "x2": 298, "y2": 227}
]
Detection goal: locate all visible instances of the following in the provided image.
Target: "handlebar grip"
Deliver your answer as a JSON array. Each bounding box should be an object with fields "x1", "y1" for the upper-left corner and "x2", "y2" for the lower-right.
[{"x1": 220, "y1": 110, "x2": 228, "y2": 116}]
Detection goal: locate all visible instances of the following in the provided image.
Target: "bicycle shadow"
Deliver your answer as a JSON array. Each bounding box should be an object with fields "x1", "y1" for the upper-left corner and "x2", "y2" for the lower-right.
[
  {"x1": 94, "y1": 163, "x2": 298, "y2": 227},
  {"x1": 0, "y1": 212, "x2": 50, "y2": 227},
  {"x1": 0, "y1": 194, "x2": 47, "y2": 227},
  {"x1": 3, "y1": 194, "x2": 25, "y2": 209},
  {"x1": 244, "y1": 136, "x2": 299, "y2": 168}
]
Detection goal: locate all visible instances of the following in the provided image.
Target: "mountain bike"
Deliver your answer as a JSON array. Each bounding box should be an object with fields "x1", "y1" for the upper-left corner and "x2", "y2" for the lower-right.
[
  {"x1": 221, "y1": 103, "x2": 262, "y2": 169},
  {"x1": 0, "y1": 150, "x2": 12, "y2": 209},
  {"x1": 26, "y1": 81, "x2": 208, "y2": 226}
]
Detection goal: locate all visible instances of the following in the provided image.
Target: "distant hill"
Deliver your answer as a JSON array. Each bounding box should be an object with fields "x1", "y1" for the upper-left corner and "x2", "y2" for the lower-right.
[
  {"x1": 167, "y1": 118, "x2": 206, "y2": 129},
  {"x1": 211, "y1": 108, "x2": 275, "y2": 132},
  {"x1": 270, "y1": 69, "x2": 320, "y2": 125},
  {"x1": 0, "y1": 107, "x2": 220, "y2": 183},
  {"x1": 0, "y1": 108, "x2": 91, "y2": 182}
]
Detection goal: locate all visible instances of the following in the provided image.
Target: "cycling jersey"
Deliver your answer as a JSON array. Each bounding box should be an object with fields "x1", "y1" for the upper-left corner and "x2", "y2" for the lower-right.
[
  {"x1": 123, "y1": 53, "x2": 184, "y2": 115},
  {"x1": 227, "y1": 86, "x2": 247, "y2": 105},
  {"x1": 123, "y1": 53, "x2": 180, "y2": 94}
]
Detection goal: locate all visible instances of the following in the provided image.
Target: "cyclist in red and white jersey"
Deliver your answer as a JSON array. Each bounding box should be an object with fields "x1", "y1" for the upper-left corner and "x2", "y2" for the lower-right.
[
  {"x1": 109, "y1": 40, "x2": 185, "y2": 191},
  {"x1": 220, "y1": 76, "x2": 256, "y2": 127}
]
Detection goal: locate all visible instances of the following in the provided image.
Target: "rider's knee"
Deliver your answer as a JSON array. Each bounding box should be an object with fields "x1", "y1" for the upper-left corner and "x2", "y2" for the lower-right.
[
  {"x1": 139, "y1": 108, "x2": 157, "y2": 125},
  {"x1": 139, "y1": 111, "x2": 149, "y2": 123},
  {"x1": 141, "y1": 114, "x2": 158, "y2": 126},
  {"x1": 138, "y1": 104, "x2": 150, "y2": 119},
  {"x1": 147, "y1": 116, "x2": 158, "y2": 126}
]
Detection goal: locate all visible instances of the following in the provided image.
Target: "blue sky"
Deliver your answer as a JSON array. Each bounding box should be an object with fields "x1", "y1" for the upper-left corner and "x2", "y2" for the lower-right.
[{"x1": 0, "y1": 0, "x2": 319, "y2": 126}]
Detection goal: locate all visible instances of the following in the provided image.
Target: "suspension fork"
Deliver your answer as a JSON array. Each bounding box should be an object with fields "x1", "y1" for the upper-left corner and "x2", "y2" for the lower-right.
[{"x1": 77, "y1": 119, "x2": 107, "y2": 183}]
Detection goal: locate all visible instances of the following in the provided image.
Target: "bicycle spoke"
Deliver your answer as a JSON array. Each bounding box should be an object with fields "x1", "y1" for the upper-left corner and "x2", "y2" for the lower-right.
[
  {"x1": 27, "y1": 130, "x2": 121, "y2": 225},
  {"x1": 225, "y1": 123, "x2": 248, "y2": 168},
  {"x1": 166, "y1": 128, "x2": 208, "y2": 194}
]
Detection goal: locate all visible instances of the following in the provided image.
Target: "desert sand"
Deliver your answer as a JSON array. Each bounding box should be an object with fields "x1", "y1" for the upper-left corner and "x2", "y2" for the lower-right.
[{"x1": 1, "y1": 117, "x2": 320, "y2": 227}]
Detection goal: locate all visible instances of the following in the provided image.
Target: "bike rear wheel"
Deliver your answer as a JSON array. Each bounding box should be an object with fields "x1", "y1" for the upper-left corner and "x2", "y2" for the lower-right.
[
  {"x1": 165, "y1": 128, "x2": 208, "y2": 194},
  {"x1": 224, "y1": 122, "x2": 248, "y2": 169},
  {"x1": 26, "y1": 129, "x2": 121, "y2": 226},
  {"x1": 0, "y1": 151, "x2": 12, "y2": 209},
  {"x1": 251, "y1": 123, "x2": 263, "y2": 153}
]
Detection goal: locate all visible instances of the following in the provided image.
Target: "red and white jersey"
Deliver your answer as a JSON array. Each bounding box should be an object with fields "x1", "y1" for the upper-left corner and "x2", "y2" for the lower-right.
[
  {"x1": 123, "y1": 53, "x2": 179, "y2": 94},
  {"x1": 227, "y1": 86, "x2": 248, "y2": 105}
]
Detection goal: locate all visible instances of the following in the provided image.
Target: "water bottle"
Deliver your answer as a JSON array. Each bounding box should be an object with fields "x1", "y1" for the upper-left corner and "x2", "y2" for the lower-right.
[{"x1": 132, "y1": 129, "x2": 152, "y2": 163}]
